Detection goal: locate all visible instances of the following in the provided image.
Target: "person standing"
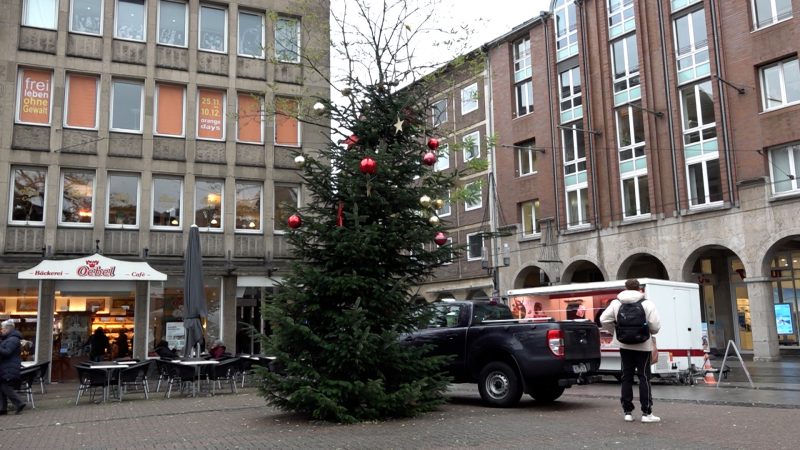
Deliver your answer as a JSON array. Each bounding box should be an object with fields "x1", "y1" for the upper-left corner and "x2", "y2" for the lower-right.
[
  {"x1": 0, "y1": 320, "x2": 26, "y2": 415},
  {"x1": 600, "y1": 279, "x2": 661, "y2": 423},
  {"x1": 116, "y1": 329, "x2": 130, "y2": 359},
  {"x1": 88, "y1": 328, "x2": 111, "y2": 362}
]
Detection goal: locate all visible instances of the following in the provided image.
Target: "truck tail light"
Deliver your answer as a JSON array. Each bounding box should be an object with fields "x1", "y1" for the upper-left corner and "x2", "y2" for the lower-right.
[{"x1": 547, "y1": 329, "x2": 564, "y2": 358}]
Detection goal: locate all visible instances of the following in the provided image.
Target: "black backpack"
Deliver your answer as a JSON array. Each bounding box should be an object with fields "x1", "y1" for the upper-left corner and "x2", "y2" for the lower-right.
[{"x1": 615, "y1": 299, "x2": 650, "y2": 344}]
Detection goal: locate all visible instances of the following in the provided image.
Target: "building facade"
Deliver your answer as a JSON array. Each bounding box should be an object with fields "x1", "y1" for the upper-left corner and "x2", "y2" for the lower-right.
[
  {"x1": 425, "y1": 0, "x2": 800, "y2": 361},
  {"x1": 1, "y1": 0, "x2": 329, "y2": 369}
]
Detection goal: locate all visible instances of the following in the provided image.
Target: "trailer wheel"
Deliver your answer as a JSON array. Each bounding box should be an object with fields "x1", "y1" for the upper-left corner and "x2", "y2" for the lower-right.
[
  {"x1": 529, "y1": 380, "x2": 565, "y2": 403},
  {"x1": 478, "y1": 362, "x2": 522, "y2": 407}
]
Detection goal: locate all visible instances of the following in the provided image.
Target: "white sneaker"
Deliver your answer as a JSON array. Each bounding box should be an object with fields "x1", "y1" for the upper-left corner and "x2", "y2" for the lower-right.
[
  {"x1": 624, "y1": 414, "x2": 634, "y2": 422},
  {"x1": 641, "y1": 414, "x2": 661, "y2": 423}
]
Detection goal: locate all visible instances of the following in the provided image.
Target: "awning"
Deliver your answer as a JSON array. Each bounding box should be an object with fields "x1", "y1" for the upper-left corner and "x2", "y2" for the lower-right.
[{"x1": 18, "y1": 253, "x2": 167, "y2": 281}]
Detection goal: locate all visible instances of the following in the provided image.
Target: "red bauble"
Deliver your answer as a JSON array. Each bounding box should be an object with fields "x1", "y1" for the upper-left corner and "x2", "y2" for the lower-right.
[
  {"x1": 287, "y1": 214, "x2": 302, "y2": 229},
  {"x1": 360, "y1": 157, "x2": 377, "y2": 174},
  {"x1": 422, "y1": 151, "x2": 437, "y2": 166},
  {"x1": 344, "y1": 135, "x2": 359, "y2": 149},
  {"x1": 427, "y1": 138, "x2": 440, "y2": 151},
  {"x1": 434, "y1": 232, "x2": 448, "y2": 246}
]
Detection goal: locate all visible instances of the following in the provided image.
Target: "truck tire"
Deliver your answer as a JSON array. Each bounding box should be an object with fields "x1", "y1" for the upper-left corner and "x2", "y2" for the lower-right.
[
  {"x1": 478, "y1": 362, "x2": 523, "y2": 407},
  {"x1": 529, "y1": 380, "x2": 565, "y2": 403}
]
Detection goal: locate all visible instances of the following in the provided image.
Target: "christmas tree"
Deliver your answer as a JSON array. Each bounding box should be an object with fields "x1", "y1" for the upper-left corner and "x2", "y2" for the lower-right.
[{"x1": 260, "y1": 0, "x2": 477, "y2": 423}]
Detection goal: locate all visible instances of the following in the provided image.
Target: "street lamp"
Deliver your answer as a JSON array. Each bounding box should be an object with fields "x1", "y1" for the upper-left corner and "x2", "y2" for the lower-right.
[{"x1": 482, "y1": 242, "x2": 510, "y2": 301}]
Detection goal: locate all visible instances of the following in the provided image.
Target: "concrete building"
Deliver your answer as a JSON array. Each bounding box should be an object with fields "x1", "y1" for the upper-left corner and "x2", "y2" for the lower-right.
[
  {"x1": 424, "y1": 0, "x2": 800, "y2": 361},
  {"x1": 0, "y1": 0, "x2": 329, "y2": 370}
]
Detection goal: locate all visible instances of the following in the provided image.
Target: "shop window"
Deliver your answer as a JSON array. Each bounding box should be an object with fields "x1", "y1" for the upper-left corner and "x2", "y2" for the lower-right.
[
  {"x1": 148, "y1": 276, "x2": 222, "y2": 354},
  {"x1": 107, "y1": 173, "x2": 139, "y2": 228},
  {"x1": 65, "y1": 73, "x2": 99, "y2": 129},
  {"x1": 513, "y1": 37, "x2": 533, "y2": 117},
  {"x1": 15, "y1": 68, "x2": 53, "y2": 126},
  {"x1": 9, "y1": 166, "x2": 47, "y2": 225},
  {"x1": 466, "y1": 232, "x2": 484, "y2": 261},
  {"x1": 436, "y1": 190, "x2": 451, "y2": 217},
  {"x1": 434, "y1": 144, "x2": 450, "y2": 172},
  {"x1": 554, "y1": 0, "x2": 578, "y2": 60},
  {"x1": 521, "y1": 199, "x2": 541, "y2": 237},
  {"x1": 59, "y1": 170, "x2": 95, "y2": 226},
  {"x1": 461, "y1": 83, "x2": 478, "y2": 115},
  {"x1": 611, "y1": 34, "x2": 640, "y2": 106},
  {"x1": 431, "y1": 99, "x2": 447, "y2": 127},
  {"x1": 195, "y1": 179, "x2": 224, "y2": 230},
  {"x1": 23, "y1": 0, "x2": 58, "y2": 29},
  {"x1": 157, "y1": 0, "x2": 187, "y2": 47},
  {"x1": 462, "y1": 131, "x2": 480, "y2": 162},
  {"x1": 115, "y1": 0, "x2": 146, "y2": 42},
  {"x1": 237, "y1": 93, "x2": 264, "y2": 144},
  {"x1": 111, "y1": 79, "x2": 144, "y2": 133},
  {"x1": 770, "y1": 143, "x2": 800, "y2": 195},
  {"x1": 274, "y1": 184, "x2": 299, "y2": 232},
  {"x1": 275, "y1": 16, "x2": 300, "y2": 63},
  {"x1": 760, "y1": 57, "x2": 800, "y2": 111},
  {"x1": 275, "y1": 97, "x2": 300, "y2": 146},
  {"x1": 752, "y1": 0, "x2": 793, "y2": 30},
  {"x1": 70, "y1": 0, "x2": 103, "y2": 35},
  {"x1": 199, "y1": 4, "x2": 227, "y2": 53},
  {"x1": 673, "y1": 8, "x2": 709, "y2": 84},
  {"x1": 197, "y1": 88, "x2": 225, "y2": 140},
  {"x1": 152, "y1": 176, "x2": 182, "y2": 229},
  {"x1": 238, "y1": 10, "x2": 264, "y2": 58},
  {"x1": 559, "y1": 66, "x2": 582, "y2": 123},
  {"x1": 464, "y1": 181, "x2": 482, "y2": 211},
  {"x1": 235, "y1": 181, "x2": 262, "y2": 232},
  {"x1": 155, "y1": 83, "x2": 185, "y2": 137}
]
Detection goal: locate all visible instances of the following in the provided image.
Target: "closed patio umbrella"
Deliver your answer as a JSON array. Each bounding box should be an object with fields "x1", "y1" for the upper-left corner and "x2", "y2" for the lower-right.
[{"x1": 183, "y1": 224, "x2": 208, "y2": 358}]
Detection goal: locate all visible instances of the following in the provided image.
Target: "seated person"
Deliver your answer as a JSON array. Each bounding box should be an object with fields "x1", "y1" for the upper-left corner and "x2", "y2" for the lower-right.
[
  {"x1": 154, "y1": 340, "x2": 179, "y2": 359},
  {"x1": 208, "y1": 340, "x2": 230, "y2": 359}
]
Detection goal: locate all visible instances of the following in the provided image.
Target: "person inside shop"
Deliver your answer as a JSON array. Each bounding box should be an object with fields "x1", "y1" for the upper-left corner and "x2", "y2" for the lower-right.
[
  {"x1": 154, "y1": 340, "x2": 179, "y2": 359},
  {"x1": 0, "y1": 320, "x2": 26, "y2": 415},
  {"x1": 116, "y1": 328, "x2": 130, "y2": 359},
  {"x1": 208, "y1": 340, "x2": 231, "y2": 360},
  {"x1": 87, "y1": 327, "x2": 111, "y2": 362}
]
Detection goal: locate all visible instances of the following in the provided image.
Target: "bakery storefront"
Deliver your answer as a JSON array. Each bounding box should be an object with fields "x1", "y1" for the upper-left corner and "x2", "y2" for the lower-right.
[{"x1": 4, "y1": 254, "x2": 167, "y2": 381}]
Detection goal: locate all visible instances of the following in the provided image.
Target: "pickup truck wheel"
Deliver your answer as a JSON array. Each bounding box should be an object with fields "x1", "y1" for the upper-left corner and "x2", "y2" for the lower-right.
[
  {"x1": 529, "y1": 381, "x2": 565, "y2": 403},
  {"x1": 478, "y1": 362, "x2": 522, "y2": 407}
]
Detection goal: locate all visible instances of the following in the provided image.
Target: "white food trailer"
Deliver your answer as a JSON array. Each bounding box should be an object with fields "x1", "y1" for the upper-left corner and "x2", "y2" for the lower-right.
[{"x1": 507, "y1": 278, "x2": 705, "y2": 383}]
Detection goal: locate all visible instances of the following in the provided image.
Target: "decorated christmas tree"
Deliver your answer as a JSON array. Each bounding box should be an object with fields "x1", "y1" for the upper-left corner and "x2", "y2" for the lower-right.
[{"x1": 260, "y1": 0, "x2": 479, "y2": 423}]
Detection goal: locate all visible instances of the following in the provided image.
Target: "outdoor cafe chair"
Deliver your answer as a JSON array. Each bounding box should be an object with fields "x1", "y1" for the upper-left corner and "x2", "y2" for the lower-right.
[
  {"x1": 27, "y1": 361, "x2": 49, "y2": 394},
  {"x1": 235, "y1": 356, "x2": 254, "y2": 388},
  {"x1": 207, "y1": 357, "x2": 240, "y2": 395},
  {"x1": 164, "y1": 361, "x2": 199, "y2": 398},
  {"x1": 16, "y1": 366, "x2": 39, "y2": 409},
  {"x1": 75, "y1": 365, "x2": 110, "y2": 405},
  {"x1": 118, "y1": 360, "x2": 152, "y2": 401}
]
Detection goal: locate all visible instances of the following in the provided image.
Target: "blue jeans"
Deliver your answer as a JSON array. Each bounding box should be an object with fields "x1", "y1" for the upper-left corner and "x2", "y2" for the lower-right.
[{"x1": 619, "y1": 348, "x2": 653, "y2": 415}]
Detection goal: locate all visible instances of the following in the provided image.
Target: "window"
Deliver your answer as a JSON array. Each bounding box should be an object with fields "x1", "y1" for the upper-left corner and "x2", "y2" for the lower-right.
[
  {"x1": 434, "y1": 144, "x2": 450, "y2": 172},
  {"x1": 65, "y1": 74, "x2": 99, "y2": 129},
  {"x1": 111, "y1": 80, "x2": 144, "y2": 132},
  {"x1": 517, "y1": 140, "x2": 537, "y2": 176},
  {"x1": 235, "y1": 181, "x2": 262, "y2": 232},
  {"x1": 275, "y1": 16, "x2": 300, "y2": 63},
  {"x1": 275, "y1": 97, "x2": 300, "y2": 146},
  {"x1": 559, "y1": 66, "x2": 582, "y2": 123},
  {"x1": 197, "y1": 88, "x2": 225, "y2": 140},
  {"x1": 674, "y1": 8, "x2": 709, "y2": 84},
  {"x1": 199, "y1": 4, "x2": 227, "y2": 52},
  {"x1": 608, "y1": 0, "x2": 635, "y2": 38},
  {"x1": 437, "y1": 191, "x2": 451, "y2": 217},
  {"x1": 514, "y1": 37, "x2": 533, "y2": 117},
  {"x1": 16, "y1": 68, "x2": 53, "y2": 126},
  {"x1": 441, "y1": 237, "x2": 453, "y2": 265},
  {"x1": 9, "y1": 167, "x2": 47, "y2": 225},
  {"x1": 616, "y1": 104, "x2": 649, "y2": 218},
  {"x1": 466, "y1": 232, "x2": 484, "y2": 261},
  {"x1": 562, "y1": 122, "x2": 589, "y2": 227},
  {"x1": 621, "y1": 175, "x2": 650, "y2": 218},
  {"x1": 463, "y1": 131, "x2": 480, "y2": 162},
  {"x1": 680, "y1": 81, "x2": 717, "y2": 156},
  {"x1": 431, "y1": 99, "x2": 447, "y2": 127},
  {"x1": 554, "y1": 0, "x2": 578, "y2": 60},
  {"x1": 566, "y1": 187, "x2": 589, "y2": 227},
  {"x1": 274, "y1": 184, "x2": 300, "y2": 232},
  {"x1": 70, "y1": 0, "x2": 103, "y2": 35},
  {"x1": 158, "y1": 0, "x2": 187, "y2": 47},
  {"x1": 521, "y1": 200, "x2": 541, "y2": 237},
  {"x1": 115, "y1": 0, "x2": 146, "y2": 41},
  {"x1": 238, "y1": 11, "x2": 264, "y2": 58},
  {"x1": 464, "y1": 181, "x2": 482, "y2": 211},
  {"x1": 195, "y1": 179, "x2": 223, "y2": 230},
  {"x1": 23, "y1": 0, "x2": 58, "y2": 29},
  {"x1": 237, "y1": 93, "x2": 264, "y2": 143},
  {"x1": 752, "y1": 0, "x2": 793, "y2": 29},
  {"x1": 152, "y1": 177, "x2": 182, "y2": 228},
  {"x1": 107, "y1": 173, "x2": 139, "y2": 228},
  {"x1": 770, "y1": 143, "x2": 800, "y2": 194},
  {"x1": 687, "y1": 158, "x2": 722, "y2": 207},
  {"x1": 671, "y1": 0, "x2": 702, "y2": 11},
  {"x1": 59, "y1": 170, "x2": 95, "y2": 226},
  {"x1": 155, "y1": 84, "x2": 185, "y2": 137},
  {"x1": 760, "y1": 57, "x2": 800, "y2": 111},
  {"x1": 461, "y1": 83, "x2": 478, "y2": 115},
  {"x1": 611, "y1": 34, "x2": 640, "y2": 105}
]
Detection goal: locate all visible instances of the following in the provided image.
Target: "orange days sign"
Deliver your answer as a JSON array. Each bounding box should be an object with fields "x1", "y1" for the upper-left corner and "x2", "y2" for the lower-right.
[
  {"x1": 18, "y1": 69, "x2": 52, "y2": 125},
  {"x1": 198, "y1": 89, "x2": 224, "y2": 139}
]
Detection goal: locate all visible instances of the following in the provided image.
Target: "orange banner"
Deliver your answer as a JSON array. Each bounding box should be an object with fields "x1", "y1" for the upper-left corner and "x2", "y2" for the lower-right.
[
  {"x1": 237, "y1": 93, "x2": 263, "y2": 143},
  {"x1": 18, "y1": 69, "x2": 52, "y2": 125},
  {"x1": 197, "y1": 89, "x2": 225, "y2": 140},
  {"x1": 66, "y1": 74, "x2": 98, "y2": 129},
  {"x1": 275, "y1": 97, "x2": 299, "y2": 146},
  {"x1": 157, "y1": 84, "x2": 185, "y2": 136}
]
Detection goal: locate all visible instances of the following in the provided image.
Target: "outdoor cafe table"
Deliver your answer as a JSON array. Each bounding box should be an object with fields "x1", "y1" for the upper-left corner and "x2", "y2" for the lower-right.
[
  {"x1": 177, "y1": 359, "x2": 219, "y2": 397},
  {"x1": 88, "y1": 363, "x2": 127, "y2": 403}
]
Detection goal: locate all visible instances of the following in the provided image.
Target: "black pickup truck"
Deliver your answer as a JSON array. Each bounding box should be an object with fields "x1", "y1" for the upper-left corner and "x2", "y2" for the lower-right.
[{"x1": 404, "y1": 300, "x2": 601, "y2": 407}]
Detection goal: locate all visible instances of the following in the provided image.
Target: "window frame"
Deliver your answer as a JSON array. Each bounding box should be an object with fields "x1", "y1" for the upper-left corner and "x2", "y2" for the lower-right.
[
  {"x1": 464, "y1": 181, "x2": 483, "y2": 211},
  {"x1": 620, "y1": 173, "x2": 651, "y2": 219},
  {"x1": 608, "y1": 0, "x2": 636, "y2": 38},
  {"x1": 15, "y1": 68, "x2": 54, "y2": 127},
  {"x1": 513, "y1": 37, "x2": 534, "y2": 117},
  {"x1": 69, "y1": 0, "x2": 104, "y2": 36},
  {"x1": 64, "y1": 73, "x2": 100, "y2": 130},
  {"x1": 559, "y1": 66, "x2": 583, "y2": 123},
  {"x1": 769, "y1": 143, "x2": 800, "y2": 195},
  {"x1": 610, "y1": 34, "x2": 641, "y2": 105},
  {"x1": 196, "y1": 88, "x2": 227, "y2": 141},
  {"x1": 237, "y1": 10, "x2": 265, "y2": 59},
  {"x1": 114, "y1": 0, "x2": 147, "y2": 42},
  {"x1": 441, "y1": 237, "x2": 453, "y2": 265},
  {"x1": 760, "y1": 57, "x2": 800, "y2": 112},
  {"x1": 436, "y1": 190, "x2": 452, "y2": 218},
  {"x1": 194, "y1": 179, "x2": 224, "y2": 232},
  {"x1": 273, "y1": 183, "x2": 300, "y2": 234},
  {"x1": 566, "y1": 186, "x2": 590, "y2": 228},
  {"x1": 673, "y1": 7, "x2": 709, "y2": 85},
  {"x1": 106, "y1": 172, "x2": 141, "y2": 229},
  {"x1": 110, "y1": 79, "x2": 145, "y2": 133},
  {"x1": 521, "y1": 199, "x2": 541, "y2": 237},
  {"x1": 275, "y1": 16, "x2": 301, "y2": 63},
  {"x1": 462, "y1": 131, "x2": 481, "y2": 162},
  {"x1": 466, "y1": 232, "x2": 484, "y2": 261},
  {"x1": 23, "y1": 0, "x2": 59, "y2": 30},
  {"x1": 154, "y1": 83, "x2": 186, "y2": 137},
  {"x1": 234, "y1": 181, "x2": 263, "y2": 233},
  {"x1": 460, "y1": 83, "x2": 479, "y2": 115},
  {"x1": 554, "y1": 0, "x2": 579, "y2": 60},
  {"x1": 751, "y1": 0, "x2": 793, "y2": 30},
  {"x1": 679, "y1": 80, "x2": 717, "y2": 152},
  {"x1": 686, "y1": 156, "x2": 723, "y2": 208},
  {"x1": 58, "y1": 169, "x2": 96, "y2": 227},
  {"x1": 431, "y1": 99, "x2": 448, "y2": 127},
  {"x1": 151, "y1": 176, "x2": 183, "y2": 230},
  {"x1": 236, "y1": 92, "x2": 265, "y2": 144},
  {"x1": 157, "y1": 0, "x2": 188, "y2": 48},
  {"x1": 518, "y1": 141, "x2": 537, "y2": 177},
  {"x1": 434, "y1": 144, "x2": 450, "y2": 172},
  {"x1": 274, "y1": 96, "x2": 302, "y2": 147},
  {"x1": 8, "y1": 166, "x2": 48, "y2": 226},
  {"x1": 198, "y1": 4, "x2": 228, "y2": 53}
]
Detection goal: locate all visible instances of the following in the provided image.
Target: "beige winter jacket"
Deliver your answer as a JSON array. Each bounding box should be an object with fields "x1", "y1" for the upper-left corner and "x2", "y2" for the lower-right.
[{"x1": 599, "y1": 289, "x2": 661, "y2": 352}]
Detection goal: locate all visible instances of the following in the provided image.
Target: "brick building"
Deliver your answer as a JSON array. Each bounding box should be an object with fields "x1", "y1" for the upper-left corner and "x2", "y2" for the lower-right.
[{"x1": 0, "y1": 0, "x2": 329, "y2": 368}]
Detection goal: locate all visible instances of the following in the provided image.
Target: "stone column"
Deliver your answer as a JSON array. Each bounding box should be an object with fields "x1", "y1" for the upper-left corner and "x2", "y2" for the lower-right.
[
  {"x1": 133, "y1": 281, "x2": 150, "y2": 360},
  {"x1": 222, "y1": 276, "x2": 237, "y2": 351},
  {"x1": 746, "y1": 277, "x2": 780, "y2": 361},
  {"x1": 35, "y1": 280, "x2": 56, "y2": 380}
]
